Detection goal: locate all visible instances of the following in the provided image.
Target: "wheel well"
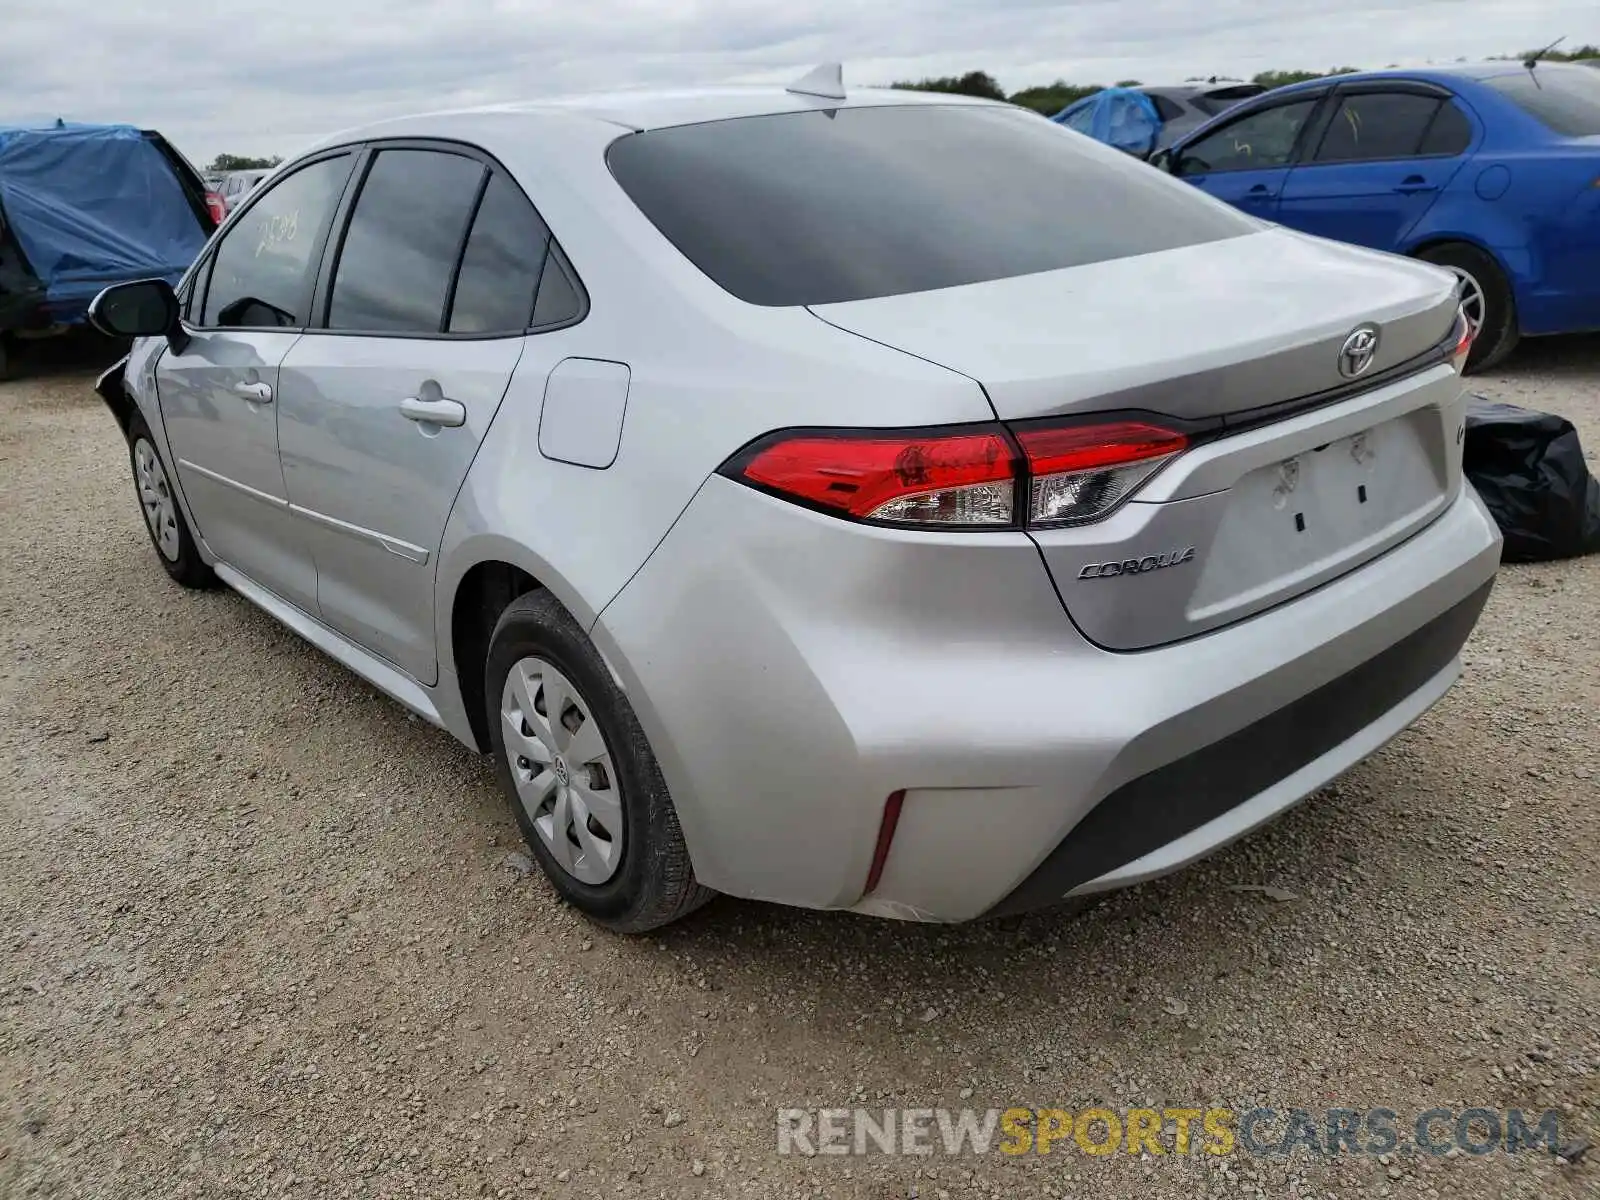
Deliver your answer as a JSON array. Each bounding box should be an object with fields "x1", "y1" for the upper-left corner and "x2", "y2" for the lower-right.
[
  {"x1": 1407, "y1": 236, "x2": 1505, "y2": 277},
  {"x1": 95, "y1": 365, "x2": 137, "y2": 437},
  {"x1": 451, "y1": 561, "x2": 541, "y2": 752}
]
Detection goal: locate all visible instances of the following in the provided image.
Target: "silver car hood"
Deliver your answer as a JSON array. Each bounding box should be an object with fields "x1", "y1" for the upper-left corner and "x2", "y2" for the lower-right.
[{"x1": 808, "y1": 228, "x2": 1460, "y2": 422}]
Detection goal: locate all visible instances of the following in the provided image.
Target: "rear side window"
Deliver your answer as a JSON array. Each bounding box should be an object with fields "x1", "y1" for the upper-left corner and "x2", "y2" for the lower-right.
[
  {"x1": 448, "y1": 174, "x2": 551, "y2": 334},
  {"x1": 327, "y1": 149, "x2": 484, "y2": 333},
  {"x1": 1312, "y1": 93, "x2": 1442, "y2": 162},
  {"x1": 203, "y1": 154, "x2": 352, "y2": 327},
  {"x1": 1418, "y1": 101, "x2": 1473, "y2": 156},
  {"x1": 1148, "y1": 94, "x2": 1185, "y2": 122},
  {"x1": 530, "y1": 250, "x2": 583, "y2": 326},
  {"x1": 1486, "y1": 68, "x2": 1600, "y2": 136},
  {"x1": 607, "y1": 104, "x2": 1254, "y2": 307}
]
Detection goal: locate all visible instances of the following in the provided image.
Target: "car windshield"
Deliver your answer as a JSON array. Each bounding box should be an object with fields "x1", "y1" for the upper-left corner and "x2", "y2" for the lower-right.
[
  {"x1": 606, "y1": 103, "x2": 1255, "y2": 306},
  {"x1": 1486, "y1": 67, "x2": 1600, "y2": 136}
]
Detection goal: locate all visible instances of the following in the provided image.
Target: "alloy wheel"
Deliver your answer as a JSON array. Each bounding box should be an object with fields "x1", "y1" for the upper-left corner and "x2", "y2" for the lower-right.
[
  {"x1": 133, "y1": 438, "x2": 181, "y2": 562},
  {"x1": 1450, "y1": 267, "x2": 1486, "y2": 342},
  {"x1": 499, "y1": 656, "x2": 625, "y2": 885}
]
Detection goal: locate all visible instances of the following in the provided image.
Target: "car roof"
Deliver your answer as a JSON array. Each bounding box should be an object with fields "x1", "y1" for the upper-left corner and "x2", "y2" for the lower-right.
[
  {"x1": 1266, "y1": 59, "x2": 1593, "y2": 94},
  {"x1": 311, "y1": 84, "x2": 1007, "y2": 148}
]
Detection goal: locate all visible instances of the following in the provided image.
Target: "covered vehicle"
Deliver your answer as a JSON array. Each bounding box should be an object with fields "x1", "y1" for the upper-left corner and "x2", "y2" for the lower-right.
[
  {"x1": 1054, "y1": 81, "x2": 1266, "y2": 158},
  {"x1": 1052, "y1": 87, "x2": 1164, "y2": 158},
  {"x1": 0, "y1": 122, "x2": 213, "y2": 378}
]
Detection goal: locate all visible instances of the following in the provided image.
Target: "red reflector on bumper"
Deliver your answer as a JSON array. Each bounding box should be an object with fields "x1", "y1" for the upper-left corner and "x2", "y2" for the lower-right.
[{"x1": 862, "y1": 790, "x2": 906, "y2": 897}]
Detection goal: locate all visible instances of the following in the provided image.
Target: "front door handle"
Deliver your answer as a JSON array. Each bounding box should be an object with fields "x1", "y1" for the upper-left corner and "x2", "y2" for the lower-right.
[
  {"x1": 399, "y1": 396, "x2": 466, "y2": 428},
  {"x1": 233, "y1": 380, "x2": 273, "y2": 403},
  {"x1": 1245, "y1": 183, "x2": 1277, "y2": 200}
]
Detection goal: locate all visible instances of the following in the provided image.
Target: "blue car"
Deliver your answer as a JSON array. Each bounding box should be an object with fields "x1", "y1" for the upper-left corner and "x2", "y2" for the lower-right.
[{"x1": 1163, "y1": 62, "x2": 1600, "y2": 371}]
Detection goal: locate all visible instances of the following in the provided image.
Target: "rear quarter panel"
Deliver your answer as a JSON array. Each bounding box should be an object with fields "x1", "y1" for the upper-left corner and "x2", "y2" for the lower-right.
[
  {"x1": 428, "y1": 111, "x2": 994, "y2": 678},
  {"x1": 1403, "y1": 83, "x2": 1600, "y2": 334}
]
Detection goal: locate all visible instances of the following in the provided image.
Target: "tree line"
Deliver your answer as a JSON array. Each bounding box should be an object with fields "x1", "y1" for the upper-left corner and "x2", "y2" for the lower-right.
[
  {"x1": 207, "y1": 154, "x2": 283, "y2": 172},
  {"x1": 893, "y1": 45, "x2": 1599, "y2": 116}
]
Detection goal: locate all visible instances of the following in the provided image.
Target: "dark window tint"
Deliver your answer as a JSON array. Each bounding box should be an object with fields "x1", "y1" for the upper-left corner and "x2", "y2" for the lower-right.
[
  {"x1": 1418, "y1": 101, "x2": 1473, "y2": 156},
  {"x1": 1206, "y1": 84, "x2": 1268, "y2": 103},
  {"x1": 203, "y1": 155, "x2": 352, "y2": 327},
  {"x1": 448, "y1": 174, "x2": 550, "y2": 334},
  {"x1": 1190, "y1": 85, "x2": 1267, "y2": 117},
  {"x1": 1147, "y1": 94, "x2": 1185, "y2": 122},
  {"x1": 178, "y1": 263, "x2": 200, "y2": 321},
  {"x1": 607, "y1": 105, "x2": 1253, "y2": 306},
  {"x1": 328, "y1": 149, "x2": 484, "y2": 333},
  {"x1": 1313, "y1": 93, "x2": 1441, "y2": 162},
  {"x1": 531, "y1": 249, "x2": 582, "y2": 326},
  {"x1": 1177, "y1": 100, "x2": 1318, "y2": 174},
  {"x1": 1486, "y1": 67, "x2": 1600, "y2": 136}
]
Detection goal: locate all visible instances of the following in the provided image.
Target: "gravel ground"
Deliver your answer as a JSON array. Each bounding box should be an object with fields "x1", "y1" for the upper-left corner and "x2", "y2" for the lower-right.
[{"x1": 2, "y1": 333, "x2": 1597, "y2": 1200}]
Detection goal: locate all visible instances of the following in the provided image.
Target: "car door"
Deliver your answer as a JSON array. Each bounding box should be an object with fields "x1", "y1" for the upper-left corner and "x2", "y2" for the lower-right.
[
  {"x1": 275, "y1": 144, "x2": 585, "y2": 683},
  {"x1": 1276, "y1": 85, "x2": 1477, "y2": 250},
  {"x1": 1170, "y1": 96, "x2": 1324, "y2": 220},
  {"x1": 156, "y1": 151, "x2": 356, "y2": 614}
]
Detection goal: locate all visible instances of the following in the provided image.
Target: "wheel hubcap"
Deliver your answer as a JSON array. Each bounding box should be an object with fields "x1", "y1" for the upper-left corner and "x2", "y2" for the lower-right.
[
  {"x1": 1448, "y1": 267, "x2": 1486, "y2": 341},
  {"x1": 499, "y1": 656, "x2": 624, "y2": 885},
  {"x1": 133, "y1": 439, "x2": 181, "y2": 562}
]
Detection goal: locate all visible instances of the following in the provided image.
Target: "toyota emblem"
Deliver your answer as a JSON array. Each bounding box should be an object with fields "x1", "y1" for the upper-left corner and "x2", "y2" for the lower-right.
[{"x1": 1337, "y1": 324, "x2": 1381, "y2": 379}]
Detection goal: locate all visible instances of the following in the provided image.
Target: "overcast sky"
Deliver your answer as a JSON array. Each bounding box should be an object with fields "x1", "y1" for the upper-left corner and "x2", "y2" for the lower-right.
[{"x1": 1, "y1": 0, "x2": 1592, "y2": 165}]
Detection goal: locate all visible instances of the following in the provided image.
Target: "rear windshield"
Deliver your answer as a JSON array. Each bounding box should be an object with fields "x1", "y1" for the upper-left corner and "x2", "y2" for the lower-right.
[
  {"x1": 1486, "y1": 68, "x2": 1600, "y2": 136},
  {"x1": 606, "y1": 104, "x2": 1255, "y2": 306}
]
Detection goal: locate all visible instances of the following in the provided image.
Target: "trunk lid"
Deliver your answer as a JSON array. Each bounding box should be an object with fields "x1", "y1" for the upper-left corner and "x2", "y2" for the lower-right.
[
  {"x1": 810, "y1": 227, "x2": 1467, "y2": 649},
  {"x1": 808, "y1": 227, "x2": 1457, "y2": 424}
]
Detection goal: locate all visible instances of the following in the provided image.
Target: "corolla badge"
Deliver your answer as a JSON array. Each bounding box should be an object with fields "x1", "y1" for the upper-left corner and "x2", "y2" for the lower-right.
[
  {"x1": 1337, "y1": 324, "x2": 1381, "y2": 379},
  {"x1": 1077, "y1": 547, "x2": 1196, "y2": 579}
]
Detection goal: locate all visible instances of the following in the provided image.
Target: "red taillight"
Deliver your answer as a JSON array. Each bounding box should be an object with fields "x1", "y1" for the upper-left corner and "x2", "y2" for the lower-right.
[
  {"x1": 1014, "y1": 421, "x2": 1188, "y2": 475},
  {"x1": 725, "y1": 417, "x2": 1190, "y2": 530},
  {"x1": 1015, "y1": 420, "x2": 1188, "y2": 527},
  {"x1": 737, "y1": 428, "x2": 1018, "y2": 525},
  {"x1": 205, "y1": 192, "x2": 226, "y2": 224}
]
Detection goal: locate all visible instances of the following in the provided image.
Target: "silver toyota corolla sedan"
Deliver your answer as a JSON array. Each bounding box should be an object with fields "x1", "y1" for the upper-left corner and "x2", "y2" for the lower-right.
[{"x1": 89, "y1": 69, "x2": 1501, "y2": 931}]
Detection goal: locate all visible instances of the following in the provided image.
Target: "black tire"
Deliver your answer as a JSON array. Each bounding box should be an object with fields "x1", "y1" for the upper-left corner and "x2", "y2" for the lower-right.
[
  {"x1": 126, "y1": 414, "x2": 216, "y2": 589},
  {"x1": 485, "y1": 590, "x2": 714, "y2": 932},
  {"x1": 0, "y1": 334, "x2": 12, "y2": 382},
  {"x1": 1416, "y1": 242, "x2": 1519, "y2": 373}
]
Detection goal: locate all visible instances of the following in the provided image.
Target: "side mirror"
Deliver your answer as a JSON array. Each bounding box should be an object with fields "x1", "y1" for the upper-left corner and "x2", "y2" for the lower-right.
[
  {"x1": 89, "y1": 278, "x2": 182, "y2": 341},
  {"x1": 89, "y1": 278, "x2": 190, "y2": 353}
]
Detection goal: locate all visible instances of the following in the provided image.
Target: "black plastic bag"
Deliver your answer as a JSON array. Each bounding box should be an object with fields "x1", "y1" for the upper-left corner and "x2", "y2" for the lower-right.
[{"x1": 1464, "y1": 401, "x2": 1600, "y2": 562}]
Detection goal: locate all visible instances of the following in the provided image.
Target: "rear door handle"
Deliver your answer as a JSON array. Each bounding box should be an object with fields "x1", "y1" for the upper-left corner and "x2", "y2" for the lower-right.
[
  {"x1": 1245, "y1": 184, "x2": 1277, "y2": 199},
  {"x1": 233, "y1": 381, "x2": 273, "y2": 403},
  {"x1": 399, "y1": 396, "x2": 466, "y2": 428},
  {"x1": 1394, "y1": 175, "x2": 1438, "y2": 194}
]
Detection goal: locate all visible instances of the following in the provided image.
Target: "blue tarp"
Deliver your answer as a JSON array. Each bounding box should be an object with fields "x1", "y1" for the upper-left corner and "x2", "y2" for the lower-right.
[
  {"x1": 1051, "y1": 88, "x2": 1163, "y2": 158},
  {"x1": 0, "y1": 123, "x2": 206, "y2": 323}
]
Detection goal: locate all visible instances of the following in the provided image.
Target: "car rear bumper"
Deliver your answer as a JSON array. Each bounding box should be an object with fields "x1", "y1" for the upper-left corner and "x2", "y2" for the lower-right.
[
  {"x1": 986, "y1": 577, "x2": 1488, "y2": 915},
  {"x1": 593, "y1": 476, "x2": 1501, "y2": 922}
]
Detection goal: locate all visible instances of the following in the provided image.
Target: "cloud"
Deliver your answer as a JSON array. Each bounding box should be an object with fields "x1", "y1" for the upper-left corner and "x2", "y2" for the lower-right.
[{"x1": 1, "y1": 0, "x2": 1591, "y2": 163}]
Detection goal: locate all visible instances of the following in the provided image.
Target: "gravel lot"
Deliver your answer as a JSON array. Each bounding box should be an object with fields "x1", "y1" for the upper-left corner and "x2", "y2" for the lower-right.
[{"x1": 2, "y1": 334, "x2": 1597, "y2": 1200}]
